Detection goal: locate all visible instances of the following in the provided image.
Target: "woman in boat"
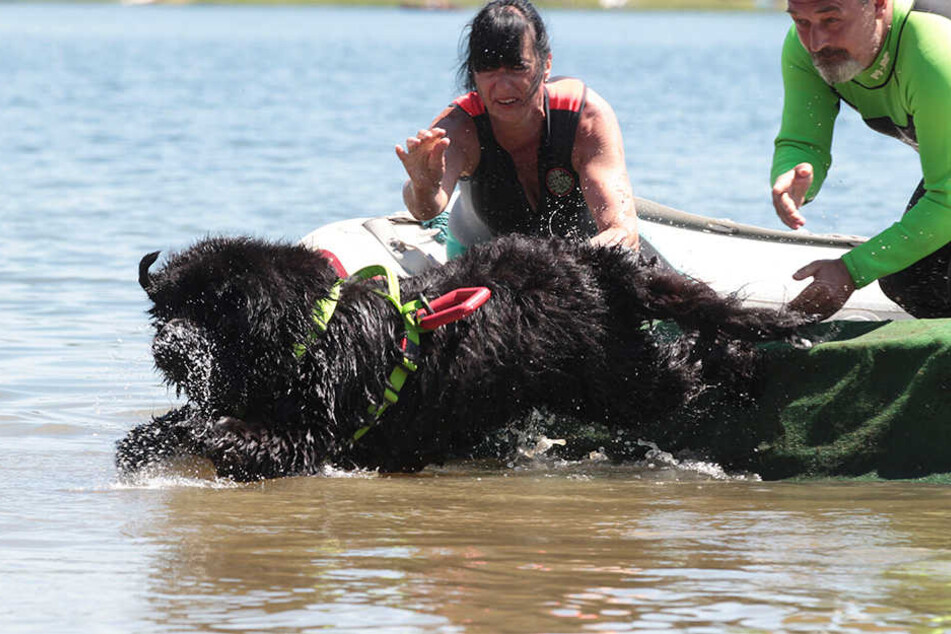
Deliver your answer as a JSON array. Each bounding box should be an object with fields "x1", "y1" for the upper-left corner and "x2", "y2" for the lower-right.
[{"x1": 396, "y1": 0, "x2": 640, "y2": 251}]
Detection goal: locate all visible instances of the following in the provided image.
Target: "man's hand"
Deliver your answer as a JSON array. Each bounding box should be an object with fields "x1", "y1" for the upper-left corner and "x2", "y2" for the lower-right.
[
  {"x1": 788, "y1": 258, "x2": 856, "y2": 320},
  {"x1": 772, "y1": 163, "x2": 814, "y2": 229}
]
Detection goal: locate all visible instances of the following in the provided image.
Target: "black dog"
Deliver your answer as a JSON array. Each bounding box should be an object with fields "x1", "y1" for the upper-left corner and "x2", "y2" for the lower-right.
[{"x1": 116, "y1": 235, "x2": 800, "y2": 480}]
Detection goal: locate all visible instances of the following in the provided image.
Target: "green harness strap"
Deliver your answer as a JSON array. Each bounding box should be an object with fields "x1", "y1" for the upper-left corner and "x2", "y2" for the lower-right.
[
  {"x1": 294, "y1": 264, "x2": 426, "y2": 442},
  {"x1": 292, "y1": 278, "x2": 344, "y2": 359},
  {"x1": 351, "y1": 265, "x2": 427, "y2": 441}
]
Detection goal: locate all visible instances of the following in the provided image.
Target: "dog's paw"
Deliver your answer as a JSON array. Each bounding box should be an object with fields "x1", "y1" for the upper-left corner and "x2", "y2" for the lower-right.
[{"x1": 116, "y1": 415, "x2": 199, "y2": 477}]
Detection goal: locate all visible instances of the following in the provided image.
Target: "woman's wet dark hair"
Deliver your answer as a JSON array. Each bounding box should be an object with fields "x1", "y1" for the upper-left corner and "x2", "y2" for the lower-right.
[{"x1": 457, "y1": 0, "x2": 551, "y2": 92}]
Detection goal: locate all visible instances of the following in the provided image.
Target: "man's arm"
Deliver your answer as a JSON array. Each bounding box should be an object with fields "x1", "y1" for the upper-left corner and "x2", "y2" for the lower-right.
[
  {"x1": 840, "y1": 30, "x2": 951, "y2": 288},
  {"x1": 572, "y1": 88, "x2": 639, "y2": 249},
  {"x1": 772, "y1": 28, "x2": 850, "y2": 319},
  {"x1": 771, "y1": 27, "x2": 840, "y2": 220}
]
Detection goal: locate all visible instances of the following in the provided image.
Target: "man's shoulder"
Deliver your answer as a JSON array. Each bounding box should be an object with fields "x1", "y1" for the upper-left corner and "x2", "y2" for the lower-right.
[
  {"x1": 895, "y1": 9, "x2": 951, "y2": 86},
  {"x1": 901, "y1": 7, "x2": 951, "y2": 58},
  {"x1": 908, "y1": 0, "x2": 951, "y2": 24}
]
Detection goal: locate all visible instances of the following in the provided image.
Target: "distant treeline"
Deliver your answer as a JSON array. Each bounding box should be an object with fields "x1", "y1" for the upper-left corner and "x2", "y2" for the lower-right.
[{"x1": 190, "y1": 0, "x2": 784, "y2": 11}]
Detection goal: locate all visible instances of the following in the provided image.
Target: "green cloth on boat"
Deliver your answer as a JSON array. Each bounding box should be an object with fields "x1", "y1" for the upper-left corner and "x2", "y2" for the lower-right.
[
  {"x1": 512, "y1": 319, "x2": 951, "y2": 481},
  {"x1": 746, "y1": 318, "x2": 951, "y2": 480}
]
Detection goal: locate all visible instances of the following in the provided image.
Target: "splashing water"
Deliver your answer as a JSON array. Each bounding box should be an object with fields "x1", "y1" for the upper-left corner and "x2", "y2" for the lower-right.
[{"x1": 632, "y1": 439, "x2": 761, "y2": 481}]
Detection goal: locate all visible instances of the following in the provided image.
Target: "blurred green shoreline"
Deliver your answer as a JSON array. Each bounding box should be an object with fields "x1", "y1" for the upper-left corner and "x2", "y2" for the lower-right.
[{"x1": 57, "y1": 0, "x2": 787, "y2": 12}]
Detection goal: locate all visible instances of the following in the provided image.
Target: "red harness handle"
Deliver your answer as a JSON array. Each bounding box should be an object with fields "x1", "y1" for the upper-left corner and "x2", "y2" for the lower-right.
[
  {"x1": 317, "y1": 249, "x2": 348, "y2": 278},
  {"x1": 417, "y1": 287, "x2": 492, "y2": 331}
]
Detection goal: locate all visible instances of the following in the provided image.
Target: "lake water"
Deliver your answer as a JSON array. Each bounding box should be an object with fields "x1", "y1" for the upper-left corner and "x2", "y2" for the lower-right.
[{"x1": 0, "y1": 4, "x2": 946, "y2": 633}]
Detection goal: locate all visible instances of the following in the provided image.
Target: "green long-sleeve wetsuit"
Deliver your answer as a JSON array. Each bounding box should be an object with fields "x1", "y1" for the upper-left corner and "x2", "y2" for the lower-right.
[{"x1": 772, "y1": 0, "x2": 951, "y2": 297}]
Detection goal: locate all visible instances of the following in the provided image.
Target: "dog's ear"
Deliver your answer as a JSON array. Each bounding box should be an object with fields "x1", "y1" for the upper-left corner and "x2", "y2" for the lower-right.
[{"x1": 139, "y1": 251, "x2": 161, "y2": 298}]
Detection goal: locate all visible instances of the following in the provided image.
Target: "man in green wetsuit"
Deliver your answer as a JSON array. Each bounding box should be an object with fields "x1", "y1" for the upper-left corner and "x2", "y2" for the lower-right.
[{"x1": 772, "y1": 0, "x2": 951, "y2": 319}]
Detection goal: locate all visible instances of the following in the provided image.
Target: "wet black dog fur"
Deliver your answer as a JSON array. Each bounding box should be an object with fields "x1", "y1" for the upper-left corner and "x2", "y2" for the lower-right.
[{"x1": 116, "y1": 234, "x2": 802, "y2": 481}]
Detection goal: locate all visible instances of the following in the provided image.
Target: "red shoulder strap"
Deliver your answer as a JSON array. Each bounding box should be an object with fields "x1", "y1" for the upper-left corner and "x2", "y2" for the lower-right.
[
  {"x1": 452, "y1": 91, "x2": 486, "y2": 117},
  {"x1": 547, "y1": 78, "x2": 586, "y2": 112}
]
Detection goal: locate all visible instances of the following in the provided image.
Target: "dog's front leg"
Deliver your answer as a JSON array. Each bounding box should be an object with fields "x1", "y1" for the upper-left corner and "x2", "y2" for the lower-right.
[
  {"x1": 201, "y1": 416, "x2": 307, "y2": 481},
  {"x1": 115, "y1": 406, "x2": 205, "y2": 477}
]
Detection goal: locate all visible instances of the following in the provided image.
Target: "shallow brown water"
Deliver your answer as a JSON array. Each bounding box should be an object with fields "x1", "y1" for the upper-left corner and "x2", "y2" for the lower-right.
[
  {"x1": 3, "y1": 427, "x2": 951, "y2": 632},
  {"x1": 77, "y1": 464, "x2": 950, "y2": 633}
]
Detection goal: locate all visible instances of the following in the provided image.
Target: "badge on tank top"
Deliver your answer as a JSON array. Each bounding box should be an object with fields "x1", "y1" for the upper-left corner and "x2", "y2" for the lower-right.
[{"x1": 545, "y1": 167, "x2": 575, "y2": 198}]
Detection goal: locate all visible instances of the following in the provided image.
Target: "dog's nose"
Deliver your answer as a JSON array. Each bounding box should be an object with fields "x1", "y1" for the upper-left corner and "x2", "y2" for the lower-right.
[{"x1": 153, "y1": 318, "x2": 207, "y2": 380}]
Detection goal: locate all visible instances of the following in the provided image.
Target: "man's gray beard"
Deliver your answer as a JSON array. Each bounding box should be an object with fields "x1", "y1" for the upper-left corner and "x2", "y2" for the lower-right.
[{"x1": 813, "y1": 56, "x2": 866, "y2": 84}]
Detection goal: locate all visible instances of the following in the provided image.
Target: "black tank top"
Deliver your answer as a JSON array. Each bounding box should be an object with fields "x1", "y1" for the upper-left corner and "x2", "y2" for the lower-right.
[{"x1": 452, "y1": 79, "x2": 597, "y2": 240}]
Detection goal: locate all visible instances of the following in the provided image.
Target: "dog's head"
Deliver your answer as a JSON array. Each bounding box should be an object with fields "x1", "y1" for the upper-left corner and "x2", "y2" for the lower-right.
[{"x1": 139, "y1": 237, "x2": 341, "y2": 415}]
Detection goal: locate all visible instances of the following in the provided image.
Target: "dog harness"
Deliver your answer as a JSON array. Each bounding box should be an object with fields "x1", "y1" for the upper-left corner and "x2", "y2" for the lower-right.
[{"x1": 295, "y1": 261, "x2": 491, "y2": 442}]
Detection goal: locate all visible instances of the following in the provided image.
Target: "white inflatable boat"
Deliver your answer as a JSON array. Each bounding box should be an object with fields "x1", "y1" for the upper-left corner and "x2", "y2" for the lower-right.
[{"x1": 300, "y1": 195, "x2": 910, "y2": 322}]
